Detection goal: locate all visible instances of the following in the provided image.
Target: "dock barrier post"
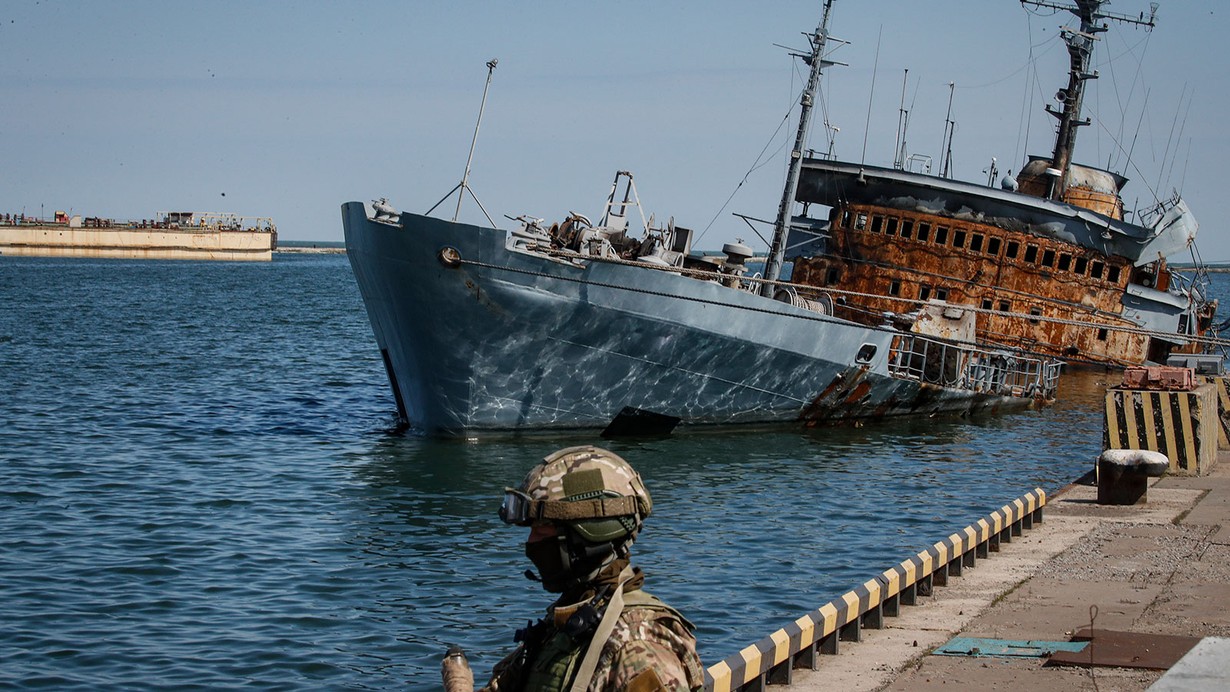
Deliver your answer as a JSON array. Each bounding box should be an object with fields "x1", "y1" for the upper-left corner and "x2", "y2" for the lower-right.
[
  {"x1": 1103, "y1": 377, "x2": 1219, "y2": 476},
  {"x1": 704, "y1": 488, "x2": 1046, "y2": 692}
]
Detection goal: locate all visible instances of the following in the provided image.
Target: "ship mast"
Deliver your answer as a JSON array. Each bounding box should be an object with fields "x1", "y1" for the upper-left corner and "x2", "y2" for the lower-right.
[
  {"x1": 761, "y1": 0, "x2": 839, "y2": 296},
  {"x1": 1020, "y1": 0, "x2": 1156, "y2": 201}
]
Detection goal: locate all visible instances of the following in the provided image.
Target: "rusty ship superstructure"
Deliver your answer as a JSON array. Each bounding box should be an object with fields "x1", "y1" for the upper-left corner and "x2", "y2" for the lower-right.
[{"x1": 781, "y1": 0, "x2": 1218, "y2": 368}]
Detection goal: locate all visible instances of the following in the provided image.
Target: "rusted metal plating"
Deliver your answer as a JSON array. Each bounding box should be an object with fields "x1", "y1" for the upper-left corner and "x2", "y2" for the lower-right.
[{"x1": 790, "y1": 203, "x2": 1216, "y2": 367}]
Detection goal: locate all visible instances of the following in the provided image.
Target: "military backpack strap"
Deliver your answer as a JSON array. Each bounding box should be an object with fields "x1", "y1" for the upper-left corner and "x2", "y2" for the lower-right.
[{"x1": 567, "y1": 565, "x2": 635, "y2": 692}]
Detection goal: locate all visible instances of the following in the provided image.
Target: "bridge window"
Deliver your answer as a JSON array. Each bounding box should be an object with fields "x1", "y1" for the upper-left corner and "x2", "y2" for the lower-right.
[
  {"x1": 1090, "y1": 261, "x2": 1105, "y2": 280},
  {"x1": 842, "y1": 210, "x2": 852, "y2": 228},
  {"x1": 871, "y1": 215, "x2": 884, "y2": 233},
  {"x1": 1097, "y1": 328, "x2": 1109, "y2": 341},
  {"x1": 952, "y1": 229, "x2": 967, "y2": 249},
  {"x1": 919, "y1": 285, "x2": 932, "y2": 301},
  {"x1": 1074, "y1": 256, "x2": 1088, "y2": 275},
  {"x1": 1058, "y1": 253, "x2": 1072, "y2": 271},
  {"x1": 1107, "y1": 265, "x2": 1121, "y2": 283},
  {"x1": 998, "y1": 300, "x2": 1011, "y2": 312},
  {"x1": 969, "y1": 233, "x2": 984, "y2": 253},
  {"x1": 889, "y1": 280, "x2": 901, "y2": 296},
  {"x1": 981, "y1": 298, "x2": 993, "y2": 310},
  {"x1": 1029, "y1": 307, "x2": 1043, "y2": 324},
  {"x1": 826, "y1": 267, "x2": 840, "y2": 284},
  {"x1": 911, "y1": 221, "x2": 926, "y2": 242},
  {"x1": 934, "y1": 226, "x2": 949, "y2": 244},
  {"x1": 986, "y1": 237, "x2": 1001, "y2": 256},
  {"x1": 1041, "y1": 249, "x2": 1056, "y2": 268},
  {"x1": 855, "y1": 213, "x2": 867, "y2": 230},
  {"x1": 1005, "y1": 240, "x2": 1020, "y2": 259},
  {"x1": 885, "y1": 217, "x2": 898, "y2": 235},
  {"x1": 1024, "y1": 245, "x2": 1039, "y2": 263},
  {"x1": 935, "y1": 287, "x2": 950, "y2": 300},
  {"x1": 899, "y1": 220, "x2": 912, "y2": 239}
]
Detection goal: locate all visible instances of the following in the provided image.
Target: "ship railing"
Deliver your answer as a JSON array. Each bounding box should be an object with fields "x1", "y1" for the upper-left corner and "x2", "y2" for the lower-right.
[
  {"x1": 887, "y1": 333, "x2": 1061, "y2": 399},
  {"x1": 1136, "y1": 190, "x2": 1184, "y2": 228}
]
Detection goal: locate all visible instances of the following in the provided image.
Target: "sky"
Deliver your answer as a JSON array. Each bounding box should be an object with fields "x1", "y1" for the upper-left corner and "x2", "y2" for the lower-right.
[{"x1": 3, "y1": 1, "x2": 1228, "y2": 260}]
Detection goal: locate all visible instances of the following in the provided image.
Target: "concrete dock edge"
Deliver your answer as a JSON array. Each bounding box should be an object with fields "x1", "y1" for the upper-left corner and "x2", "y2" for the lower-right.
[
  {"x1": 706, "y1": 489, "x2": 1047, "y2": 691},
  {"x1": 707, "y1": 453, "x2": 1230, "y2": 692}
]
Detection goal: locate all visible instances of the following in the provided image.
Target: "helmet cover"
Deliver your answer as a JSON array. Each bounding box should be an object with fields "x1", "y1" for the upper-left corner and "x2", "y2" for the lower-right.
[{"x1": 516, "y1": 445, "x2": 651, "y2": 543}]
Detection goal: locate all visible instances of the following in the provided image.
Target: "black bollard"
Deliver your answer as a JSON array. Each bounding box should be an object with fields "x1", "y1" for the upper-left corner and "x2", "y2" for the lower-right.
[{"x1": 1097, "y1": 449, "x2": 1169, "y2": 505}]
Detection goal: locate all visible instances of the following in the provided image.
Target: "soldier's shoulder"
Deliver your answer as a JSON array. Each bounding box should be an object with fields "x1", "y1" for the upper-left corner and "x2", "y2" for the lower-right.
[
  {"x1": 622, "y1": 589, "x2": 694, "y2": 628},
  {"x1": 593, "y1": 591, "x2": 704, "y2": 690}
]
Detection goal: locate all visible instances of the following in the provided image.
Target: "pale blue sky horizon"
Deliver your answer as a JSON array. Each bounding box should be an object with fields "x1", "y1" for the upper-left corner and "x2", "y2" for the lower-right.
[{"x1": 3, "y1": 1, "x2": 1228, "y2": 260}]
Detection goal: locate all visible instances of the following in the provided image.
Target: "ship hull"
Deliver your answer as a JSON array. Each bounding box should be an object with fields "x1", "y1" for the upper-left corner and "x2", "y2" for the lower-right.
[{"x1": 343, "y1": 203, "x2": 1041, "y2": 435}]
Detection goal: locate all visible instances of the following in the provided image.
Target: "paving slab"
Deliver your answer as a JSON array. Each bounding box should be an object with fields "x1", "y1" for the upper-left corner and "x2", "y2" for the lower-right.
[{"x1": 966, "y1": 578, "x2": 1167, "y2": 640}]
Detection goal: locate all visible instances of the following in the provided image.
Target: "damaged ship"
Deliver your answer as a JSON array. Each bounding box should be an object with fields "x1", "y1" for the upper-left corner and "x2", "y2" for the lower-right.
[{"x1": 342, "y1": 0, "x2": 1065, "y2": 436}]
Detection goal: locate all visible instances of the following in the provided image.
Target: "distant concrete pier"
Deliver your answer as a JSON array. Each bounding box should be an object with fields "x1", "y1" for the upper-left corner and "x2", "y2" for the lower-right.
[
  {"x1": 1, "y1": 211, "x2": 276, "y2": 261},
  {"x1": 0, "y1": 226, "x2": 273, "y2": 261}
]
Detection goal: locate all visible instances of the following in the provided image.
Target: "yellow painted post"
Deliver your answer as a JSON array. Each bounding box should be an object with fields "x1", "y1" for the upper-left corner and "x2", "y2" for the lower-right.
[
  {"x1": 1209, "y1": 376, "x2": 1230, "y2": 449},
  {"x1": 1103, "y1": 383, "x2": 1218, "y2": 475}
]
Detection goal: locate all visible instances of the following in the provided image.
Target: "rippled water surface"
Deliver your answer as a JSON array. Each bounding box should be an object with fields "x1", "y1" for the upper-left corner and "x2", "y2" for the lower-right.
[{"x1": 2, "y1": 255, "x2": 1222, "y2": 689}]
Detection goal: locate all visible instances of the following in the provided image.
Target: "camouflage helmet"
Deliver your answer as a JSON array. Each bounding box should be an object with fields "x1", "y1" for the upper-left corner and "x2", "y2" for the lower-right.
[{"x1": 500, "y1": 445, "x2": 652, "y2": 544}]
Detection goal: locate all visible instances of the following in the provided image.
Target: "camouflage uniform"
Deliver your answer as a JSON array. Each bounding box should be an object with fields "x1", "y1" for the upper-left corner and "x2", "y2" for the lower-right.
[
  {"x1": 588, "y1": 586, "x2": 705, "y2": 690},
  {"x1": 484, "y1": 446, "x2": 705, "y2": 691},
  {"x1": 481, "y1": 568, "x2": 705, "y2": 691}
]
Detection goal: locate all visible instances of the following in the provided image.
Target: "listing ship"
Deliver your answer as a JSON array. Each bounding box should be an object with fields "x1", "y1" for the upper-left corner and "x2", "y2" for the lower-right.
[
  {"x1": 343, "y1": 1, "x2": 1064, "y2": 436},
  {"x1": 0, "y1": 210, "x2": 277, "y2": 261},
  {"x1": 784, "y1": 0, "x2": 1219, "y2": 369}
]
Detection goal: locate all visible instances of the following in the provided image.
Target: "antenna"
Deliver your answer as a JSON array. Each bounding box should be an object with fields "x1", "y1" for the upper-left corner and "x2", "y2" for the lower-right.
[
  {"x1": 940, "y1": 82, "x2": 956, "y2": 179},
  {"x1": 824, "y1": 121, "x2": 840, "y2": 158},
  {"x1": 1021, "y1": 0, "x2": 1157, "y2": 31},
  {"x1": 893, "y1": 68, "x2": 908, "y2": 169},
  {"x1": 426, "y1": 59, "x2": 499, "y2": 226},
  {"x1": 859, "y1": 25, "x2": 882, "y2": 167}
]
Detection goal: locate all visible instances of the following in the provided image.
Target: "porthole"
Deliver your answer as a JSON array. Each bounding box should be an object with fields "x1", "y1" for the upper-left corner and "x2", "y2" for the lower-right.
[{"x1": 856, "y1": 343, "x2": 878, "y2": 364}]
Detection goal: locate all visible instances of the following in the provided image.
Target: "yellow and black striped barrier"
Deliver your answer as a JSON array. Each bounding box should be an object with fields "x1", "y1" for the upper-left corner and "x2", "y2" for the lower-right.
[
  {"x1": 1103, "y1": 384, "x2": 1218, "y2": 475},
  {"x1": 1210, "y1": 376, "x2": 1230, "y2": 449},
  {"x1": 704, "y1": 489, "x2": 1046, "y2": 692}
]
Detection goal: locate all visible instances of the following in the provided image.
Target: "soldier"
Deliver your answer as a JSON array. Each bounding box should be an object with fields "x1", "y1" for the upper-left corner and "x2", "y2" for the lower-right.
[{"x1": 443, "y1": 445, "x2": 704, "y2": 692}]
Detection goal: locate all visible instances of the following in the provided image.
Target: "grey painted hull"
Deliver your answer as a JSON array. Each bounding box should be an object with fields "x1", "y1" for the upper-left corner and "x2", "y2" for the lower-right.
[{"x1": 343, "y1": 202, "x2": 1033, "y2": 435}]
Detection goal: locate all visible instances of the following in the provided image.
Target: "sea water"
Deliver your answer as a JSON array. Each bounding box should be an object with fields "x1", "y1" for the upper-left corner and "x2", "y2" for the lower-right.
[{"x1": 1, "y1": 254, "x2": 1222, "y2": 689}]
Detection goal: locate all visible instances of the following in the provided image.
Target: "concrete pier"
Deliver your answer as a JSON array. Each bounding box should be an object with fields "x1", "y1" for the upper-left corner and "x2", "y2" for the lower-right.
[
  {"x1": 0, "y1": 225, "x2": 274, "y2": 261},
  {"x1": 753, "y1": 455, "x2": 1230, "y2": 691}
]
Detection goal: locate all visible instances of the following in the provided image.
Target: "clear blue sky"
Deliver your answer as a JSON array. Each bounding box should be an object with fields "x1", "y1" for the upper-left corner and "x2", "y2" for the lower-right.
[{"x1": 3, "y1": 1, "x2": 1227, "y2": 260}]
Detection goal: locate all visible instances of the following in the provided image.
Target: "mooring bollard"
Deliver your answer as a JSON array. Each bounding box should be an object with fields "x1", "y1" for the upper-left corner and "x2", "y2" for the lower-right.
[{"x1": 1097, "y1": 449, "x2": 1169, "y2": 505}]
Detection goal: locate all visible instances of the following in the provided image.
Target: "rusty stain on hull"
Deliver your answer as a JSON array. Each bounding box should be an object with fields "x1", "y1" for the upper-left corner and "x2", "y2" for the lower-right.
[
  {"x1": 798, "y1": 366, "x2": 1020, "y2": 425},
  {"x1": 800, "y1": 365, "x2": 871, "y2": 424}
]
